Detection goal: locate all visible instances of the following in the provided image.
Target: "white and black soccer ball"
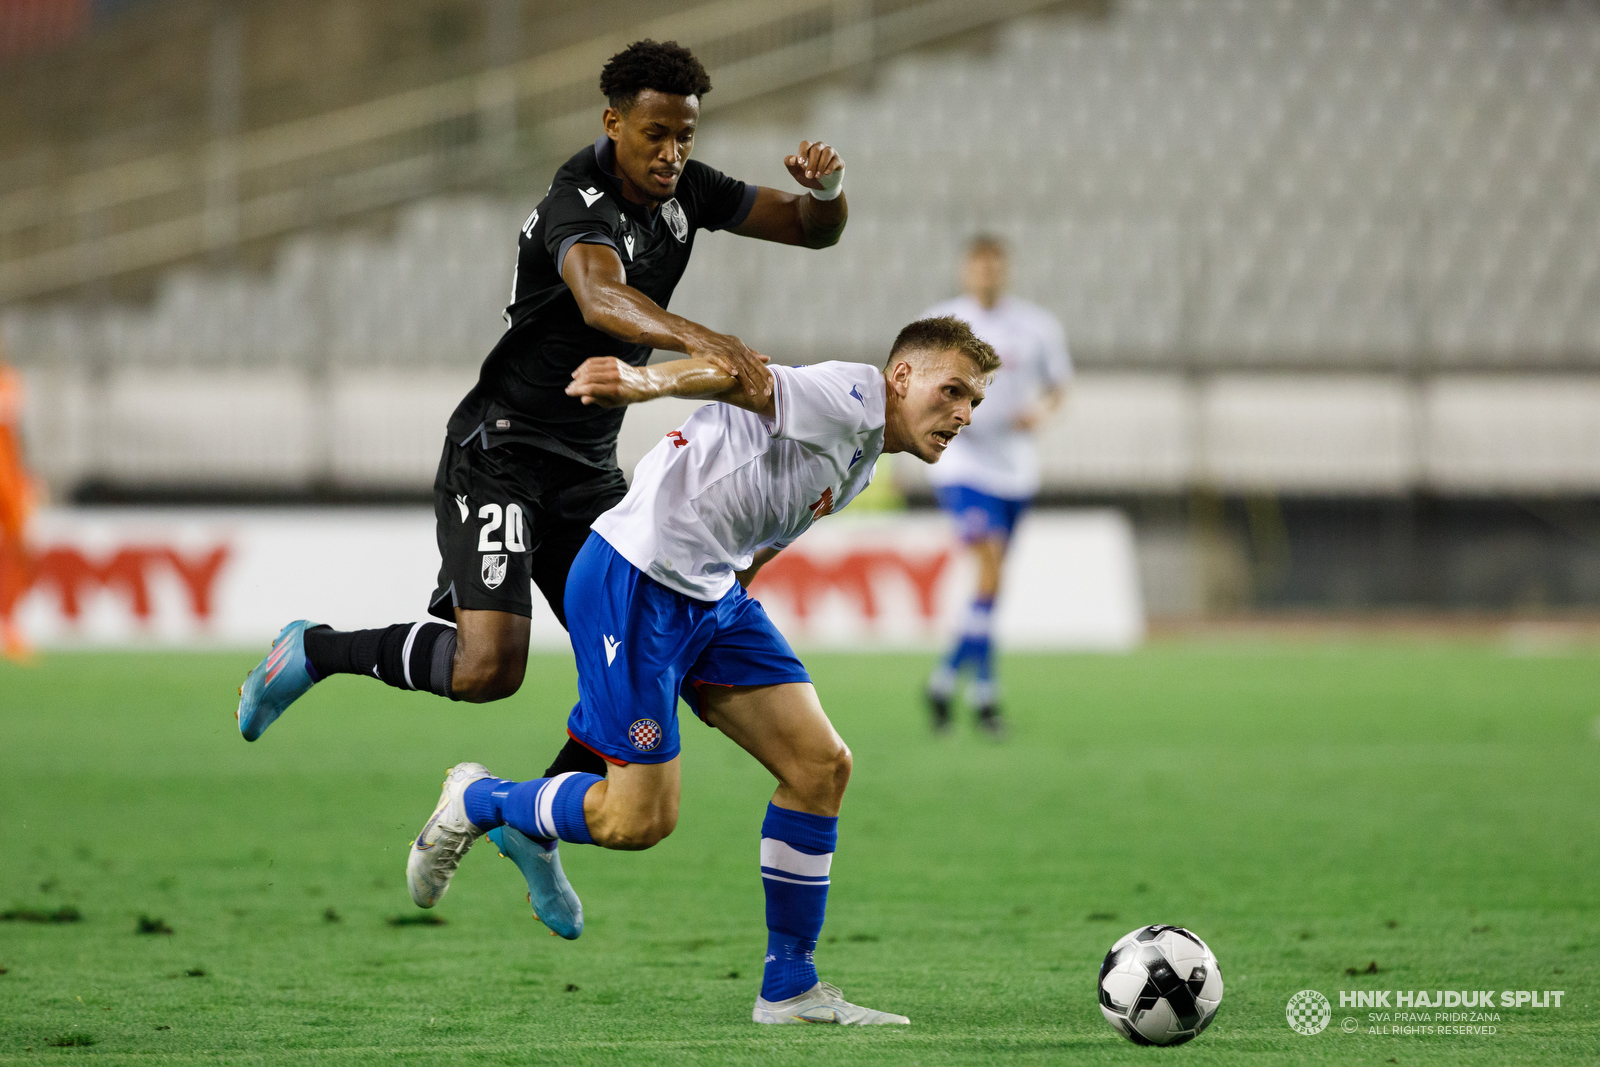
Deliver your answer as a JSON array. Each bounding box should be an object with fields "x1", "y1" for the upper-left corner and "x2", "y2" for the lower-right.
[{"x1": 1097, "y1": 925, "x2": 1223, "y2": 1046}]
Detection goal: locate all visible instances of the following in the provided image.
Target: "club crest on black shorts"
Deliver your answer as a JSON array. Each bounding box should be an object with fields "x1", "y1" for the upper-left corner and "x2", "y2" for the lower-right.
[
  {"x1": 481, "y1": 553, "x2": 508, "y2": 590},
  {"x1": 629, "y1": 719, "x2": 662, "y2": 752}
]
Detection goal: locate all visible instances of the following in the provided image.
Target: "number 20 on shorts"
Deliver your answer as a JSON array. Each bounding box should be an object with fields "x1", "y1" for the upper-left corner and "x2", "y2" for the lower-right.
[{"x1": 477, "y1": 503, "x2": 526, "y2": 552}]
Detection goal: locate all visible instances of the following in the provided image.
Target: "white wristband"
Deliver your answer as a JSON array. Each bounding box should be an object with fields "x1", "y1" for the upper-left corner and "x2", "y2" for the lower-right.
[{"x1": 807, "y1": 165, "x2": 844, "y2": 201}]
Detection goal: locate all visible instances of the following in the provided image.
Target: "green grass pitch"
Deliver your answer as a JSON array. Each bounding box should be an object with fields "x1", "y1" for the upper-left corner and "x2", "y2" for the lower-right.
[{"x1": 0, "y1": 643, "x2": 1596, "y2": 1064}]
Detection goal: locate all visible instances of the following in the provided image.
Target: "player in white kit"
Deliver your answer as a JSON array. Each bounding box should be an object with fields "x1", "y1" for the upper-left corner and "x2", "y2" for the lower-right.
[
  {"x1": 402, "y1": 317, "x2": 999, "y2": 1024},
  {"x1": 922, "y1": 235, "x2": 1071, "y2": 735}
]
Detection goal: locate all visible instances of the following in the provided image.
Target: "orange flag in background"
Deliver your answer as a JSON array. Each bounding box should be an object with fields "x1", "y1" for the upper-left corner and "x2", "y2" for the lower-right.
[{"x1": 0, "y1": 355, "x2": 38, "y2": 660}]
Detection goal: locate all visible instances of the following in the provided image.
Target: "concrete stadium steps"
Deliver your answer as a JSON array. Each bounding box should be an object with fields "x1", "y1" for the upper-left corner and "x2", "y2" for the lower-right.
[
  {"x1": 679, "y1": 0, "x2": 1600, "y2": 366},
  {"x1": 7, "y1": 0, "x2": 1600, "y2": 499},
  {"x1": 7, "y1": 0, "x2": 1600, "y2": 371},
  {"x1": 0, "y1": 0, "x2": 700, "y2": 189},
  {"x1": 0, "y1": 0, "x2": 1068, "y2": 301}
]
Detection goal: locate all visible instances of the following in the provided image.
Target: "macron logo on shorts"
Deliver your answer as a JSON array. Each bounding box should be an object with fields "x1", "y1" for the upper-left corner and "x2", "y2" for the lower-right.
[{"x1": 603, "y1": 634, "x2": 619, "y2": 666}]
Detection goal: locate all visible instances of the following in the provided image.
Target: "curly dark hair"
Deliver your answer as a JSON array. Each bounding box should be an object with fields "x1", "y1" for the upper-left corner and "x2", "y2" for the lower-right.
[
  {"x1": 599, "y1": 40, "x2": 712, "y2": 111},
  {"x1": 888, "y1": 317, "x2": 1001, "y2": 374}
]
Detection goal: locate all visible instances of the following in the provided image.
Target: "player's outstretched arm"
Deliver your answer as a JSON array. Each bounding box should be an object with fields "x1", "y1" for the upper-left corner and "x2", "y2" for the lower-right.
[
  {"x1": 566, "y1": 356, "x2": 776, "y2": 419},
  {"x1": 563, "y1": 243, "x2": 771, "y2": 400},
  {"x1": 729, "y1": 141, "x2": 847, "y2": 249},
  {"x1": 1014, "y1": 385, "x2": 1070, "y2": 432}
]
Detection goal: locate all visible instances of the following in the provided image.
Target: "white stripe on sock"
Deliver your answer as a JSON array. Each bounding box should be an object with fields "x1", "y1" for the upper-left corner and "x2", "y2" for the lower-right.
[
  {"x1": 400, "y1": 621, "x2": 425, "y2": 690},
  {"x1": 760, "y1": 872, "x2": 831, "y2": 886},
  {"x1": 760, "y1": 838, "x2": 834, "y2": 879},
  {"x1": 536, "y1": 772, "x2": 575, "y2": 839}
]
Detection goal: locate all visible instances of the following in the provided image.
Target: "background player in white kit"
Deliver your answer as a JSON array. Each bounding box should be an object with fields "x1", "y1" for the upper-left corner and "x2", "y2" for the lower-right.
[
  {"x1": 922, "y1": 235, "x2": 1071, "y2": 735},
  {"x1": 402, "y1": 318, "x2": 999, "y2": 1025}
]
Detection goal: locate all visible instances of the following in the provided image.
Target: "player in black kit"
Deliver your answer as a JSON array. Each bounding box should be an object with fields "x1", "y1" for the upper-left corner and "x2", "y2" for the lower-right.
[{"x1": 236, "y1": 41, "x2": 847, "y2": 768}]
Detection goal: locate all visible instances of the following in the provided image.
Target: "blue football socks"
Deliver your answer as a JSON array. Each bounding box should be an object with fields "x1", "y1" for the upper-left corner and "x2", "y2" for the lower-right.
[
  {"x1": 931, "y1": 594, "x2": 995, "y2": 698},
  {"x1": 463, "y1": 772, "x2": 602, "y2": 845},
  {"x1": 759, "y1": 802, "x2": 838, "y2": 1002}
]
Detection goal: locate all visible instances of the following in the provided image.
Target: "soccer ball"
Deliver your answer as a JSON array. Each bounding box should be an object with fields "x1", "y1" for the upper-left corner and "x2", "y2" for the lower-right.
[{"x1": 1097, "y1": 925, "x2": 1223, "y2": 1046}]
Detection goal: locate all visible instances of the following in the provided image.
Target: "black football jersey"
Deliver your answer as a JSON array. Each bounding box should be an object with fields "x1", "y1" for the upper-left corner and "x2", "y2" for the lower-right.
[{"x1": 447, "y1": 136, "x2": 757, "y2": 468}]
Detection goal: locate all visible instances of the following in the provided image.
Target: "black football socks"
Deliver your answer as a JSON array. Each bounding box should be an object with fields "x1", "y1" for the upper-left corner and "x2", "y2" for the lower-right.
[{"x1": 303, "y1": 623, "x2": 457, "y2": 698}]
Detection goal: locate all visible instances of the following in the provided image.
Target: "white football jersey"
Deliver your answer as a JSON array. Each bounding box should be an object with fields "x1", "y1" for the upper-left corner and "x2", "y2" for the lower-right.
[
  {"x1": 593, "y1": 361, "x2": 886, "y2": 601},
  {"x1": 921, "y1": 294, "x2": 1071, "y2": 499}
]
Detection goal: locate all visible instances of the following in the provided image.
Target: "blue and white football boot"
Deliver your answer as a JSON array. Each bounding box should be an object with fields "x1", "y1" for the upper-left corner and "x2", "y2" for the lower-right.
[
  {"x1": 753, "y1": 982, "x2": 911, "y2": 1025},
  {"x1": 236, "y1": 620, "x2": 321, "y2": 742},
  {"x1": 407, "y1": 762, "x2": 493, "y2": 908},
  {"x1": 486, "y1": 824, "x2": 584, "y2": 940}
]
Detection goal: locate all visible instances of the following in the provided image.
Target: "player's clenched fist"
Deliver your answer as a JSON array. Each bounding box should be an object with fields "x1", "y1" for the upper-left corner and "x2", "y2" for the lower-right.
[
  {"x1": 567, "y1": 357, "x2": 651, "y2": 407},
  {"x1": 785, "y1": 141, "x2": 844, "y2": 195}
]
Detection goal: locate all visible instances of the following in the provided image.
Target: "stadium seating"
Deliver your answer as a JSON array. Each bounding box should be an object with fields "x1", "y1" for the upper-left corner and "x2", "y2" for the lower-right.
[
  {"x1": 678, "y1": 0, "x2": 1600, "y2": 367},
  {"x1": 6, "y1": 0, "x2": 1600, "y2": 494}
]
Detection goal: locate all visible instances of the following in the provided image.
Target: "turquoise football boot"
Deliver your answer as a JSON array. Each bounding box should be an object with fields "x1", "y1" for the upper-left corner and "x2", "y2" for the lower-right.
[
  {"x1": 487, "y1": 825, "x2": 584, "y2": 939},
  {"x1": 236, "y1": 620, "x2": 321, "y2": 742}
]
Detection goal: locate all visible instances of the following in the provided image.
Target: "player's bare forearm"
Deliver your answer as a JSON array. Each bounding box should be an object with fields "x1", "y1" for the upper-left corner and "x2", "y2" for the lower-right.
[
  {"x1": 733, "y1": 188, "x2": 848, "y2": 249},
  {"x1": 563, "y1": 243, "x2": 708, "y2": 352},
  {"x1": 736, "y1": 547, "x2": 782, "y2": 588},
  {"x1": 563, "y1": 243, "x2": 770, "y2": 398},
  {"x1": 729, "y1": 141, "x2": 848, "y2": 249},
  {"x1": 1015, "y1": 386, "x2": 1071, "y2": 432},
  {"x1": 798, "y1": 191, "x2": 847, "y2": 248},
  {"x1": 567, "y1": 357, "x2": 775, "y2": 419},
  {"x1": 649, "y1": 358, "x2": 775, "y2": 417}
]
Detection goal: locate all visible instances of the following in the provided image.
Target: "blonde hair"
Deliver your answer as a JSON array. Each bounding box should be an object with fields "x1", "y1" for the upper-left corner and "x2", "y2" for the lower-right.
[{"x1": 887, "y1": 316, "x2": 1000, "y2": 374}]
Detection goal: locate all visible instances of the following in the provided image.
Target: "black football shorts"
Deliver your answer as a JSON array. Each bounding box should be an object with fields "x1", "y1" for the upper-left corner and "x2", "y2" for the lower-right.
[{"x1": 428, "y1": 438, "x2": 628, "y2": 627}]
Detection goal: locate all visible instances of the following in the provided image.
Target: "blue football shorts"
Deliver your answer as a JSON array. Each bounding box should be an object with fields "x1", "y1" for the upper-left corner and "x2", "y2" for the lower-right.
[
  {"x1": 562, "y1": 531, "x2": 811, "y2": 765},
  {"x1": 935, "y1": 485, "x2": 1030, "y2": 544}
]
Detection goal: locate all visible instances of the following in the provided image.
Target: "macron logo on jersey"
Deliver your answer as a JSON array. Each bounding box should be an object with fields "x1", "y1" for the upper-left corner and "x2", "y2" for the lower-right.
[
  {"x1": 579, "y1": 187, "x2": 604, "y2": 208},
  {"x1": 849, "y1": 385, "x2": 865, "y2": 406},
  {"x1": 603, "y1": 634, "x2": 619, "y2": 665},
  {"x1": 455, "y1": 494, "x2": 469, "y2": 521},
  {"x1": 849, "y1": 448, "x2": 864, "y2": 469},
  {"x1": 623, "y1": 234, "x2": 635, "y2": 260}
]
